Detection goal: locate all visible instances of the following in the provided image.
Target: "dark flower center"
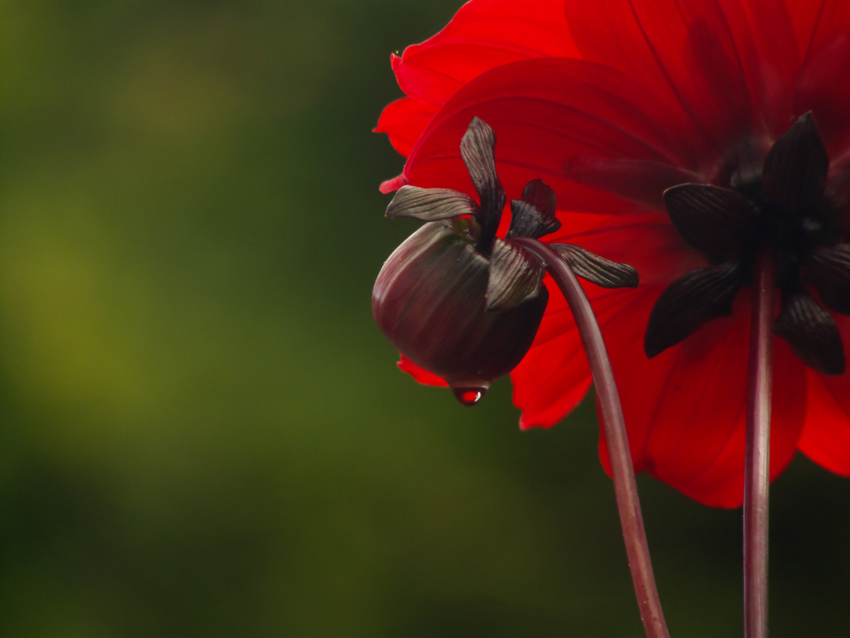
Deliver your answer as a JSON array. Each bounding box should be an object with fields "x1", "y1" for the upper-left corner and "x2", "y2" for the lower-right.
[
  {"x1": 645, "y1": 113, "x2": 850, "y2": 375},
  {"x1": 735, "y1": 176, "x2": 841, "y2": 286}
]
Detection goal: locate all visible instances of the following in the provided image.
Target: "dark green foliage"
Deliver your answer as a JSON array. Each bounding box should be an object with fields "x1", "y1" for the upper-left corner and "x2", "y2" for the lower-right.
[{"x1": 0, "y1": 2, "x2": 848, "y2": 637}]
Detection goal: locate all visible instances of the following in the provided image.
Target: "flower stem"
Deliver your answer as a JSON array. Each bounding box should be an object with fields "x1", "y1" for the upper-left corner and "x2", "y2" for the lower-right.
[
  {"x1": 744, "y1": 251, "x2": 774, "y2": 638},
  {"x1": 515, "y1": 238, "x2": 670, "y2": 638}
]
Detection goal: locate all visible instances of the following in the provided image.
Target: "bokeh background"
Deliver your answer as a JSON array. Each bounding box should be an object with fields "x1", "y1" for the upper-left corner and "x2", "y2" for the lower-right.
[{"x1": 1, "y1": 1, "x2": 849, "y2": 636}]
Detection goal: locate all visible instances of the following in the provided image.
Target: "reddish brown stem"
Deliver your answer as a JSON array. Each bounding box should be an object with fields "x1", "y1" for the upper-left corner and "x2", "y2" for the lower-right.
[
  {"x1": 515, "y1": 238, "x2": 669, "y2": 638},
  {"x1": 744, "y1": 251, "x2": 774, "y2": 638}
]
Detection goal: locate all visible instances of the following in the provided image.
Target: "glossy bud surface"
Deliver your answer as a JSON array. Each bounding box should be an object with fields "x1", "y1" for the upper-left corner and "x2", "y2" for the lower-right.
[{"x1": 373, "y1": 219, "x2": 548, "y2": 388}]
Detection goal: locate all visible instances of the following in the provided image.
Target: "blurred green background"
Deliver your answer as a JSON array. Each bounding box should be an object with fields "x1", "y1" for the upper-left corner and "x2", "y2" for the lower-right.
[{"x1": 0, "y1": 1, "x2": 848, "y2": 636}]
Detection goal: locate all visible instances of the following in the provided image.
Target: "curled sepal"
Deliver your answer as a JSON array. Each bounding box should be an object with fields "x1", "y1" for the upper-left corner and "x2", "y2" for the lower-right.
[
  {"x1": 806, "y1": 243, "x2": 850, "y2": 315},
  {"x1": 507, "y1": 179, "x2": 561, "y2": 239},
  {"x1": 762, "y1": 112, "x2": 829, "y2": 213},
  {"x1": 551, "y1": 243, "x2": 639, "y2": 289},
  {"x1": 387, "y1": 186, "x2": 480, "y2": 221},
  {"x1": 461, "y1": 117, "x2": 506, "y2": 250},
  {"x1": 486, "y1": 238, "x2": 545, "y2": 312},
  {"x1": 663, "y1": 184, "x2": 755, "y2": 258},
  {"x1": 775, "y1": 290, "x2": 845, "y2": 375},
  {"x1": 644, "y1": 262, "x2": 743, "y2": 358}
]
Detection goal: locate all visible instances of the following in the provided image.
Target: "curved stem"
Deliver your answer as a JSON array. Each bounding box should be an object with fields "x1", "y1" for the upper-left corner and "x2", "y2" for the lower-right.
[
  {"x1": 744, "y1": 251, "x2": 774, "y2": 638},
  {"x1": 515, "y1": 238, "x2": 670, "y2": 638}
]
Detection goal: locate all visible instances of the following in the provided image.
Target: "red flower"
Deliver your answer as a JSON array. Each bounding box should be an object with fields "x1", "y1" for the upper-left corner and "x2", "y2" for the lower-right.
[{"x1": 377, "y1": 0, "x2": 850, "y2": 507}]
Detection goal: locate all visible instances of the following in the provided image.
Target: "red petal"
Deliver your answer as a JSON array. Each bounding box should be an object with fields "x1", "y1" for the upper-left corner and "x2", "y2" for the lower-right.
[
  {"x1": 795, "y1": 27, "x2": 850, "y2": 157},
  {"x1": 397, "y1": 354, "x2": 449, "y2": 387},
  {"x1": 548, "y1": 212, "x2": 705, "y2": 287},
  {"x1": 795, "y1": 0, "x2": 850, "y2": 62},
  {"x1": 393, "y1": 0, "x2": 579, "y2": 107},
  {"x1": 510, "y1": 277, "x2": 618, "y2": 428},
  {"x1": 563, "y1": 0, "x2": 773, "y2": 151},
  {"x1": 404, "y1": 57, "x2": 713, "y2": 214},
  {"x1": 798, "y1": 314, "x2": 850, "y2": 475},
  {"x1": 375, "y1": 97, "x2": 438, "y2": 158},
  {"x1": 827, "y1": 152, "x2": 850, "y2": 206},
  {"x1": 596, "y1": 288, "x2": 805, "y2": 507},
  {"x1": 783, "y1": 0, "x2": 850, "y2": 151},
  {"x1": 379, "y1": 173, "x2": 408, "y2": 195},
  {"x1": 785, "y1": 0, "x2": 826, "y2": 57},
  {"x1": 511, "y1": 283, "x2": 643, "y2": 430},
  {"x1": 564, "y1": 158, "x2": 703, "y2": 209},
  {"x1": 512, "y1": 334, "x2": 593, "y2": 430},
  {"x1": 511, "y1": 213, "x2": 702, "y2": 432},
  {"x1": 725, "y1": 0, "x2": 800, "y2": 137}
]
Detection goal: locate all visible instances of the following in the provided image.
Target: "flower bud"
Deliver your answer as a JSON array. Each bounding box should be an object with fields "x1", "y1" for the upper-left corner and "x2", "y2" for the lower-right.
[
  {"x1": 374, "y1": 119, "x2": 638, "y2": 405},
  {"x1": 373, "y1": 218, "x2": 549, "y2": 397}
]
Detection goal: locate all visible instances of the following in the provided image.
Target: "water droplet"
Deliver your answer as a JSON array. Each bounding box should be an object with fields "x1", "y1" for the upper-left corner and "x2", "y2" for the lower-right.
[{"x1": 451, "y1": 385, "x2": 489, "y2": 406}]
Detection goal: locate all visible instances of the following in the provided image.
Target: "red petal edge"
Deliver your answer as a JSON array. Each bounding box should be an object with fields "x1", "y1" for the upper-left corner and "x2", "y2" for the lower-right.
[
  {"x1": 799, "y1": 314, "x2": 850, "y2": 476},
  {"x1": 511, "y1": 281, "x2": 594, "y2": 429},
  {"x1": 375, "y1": 96, "x2": 438, "y2": 158},
  {"x1": 393, "y1": 0, "x2": 579, "y2": 107},
  {"x1": 398, "y1": 354, "x2": 449, "y2": 387}
]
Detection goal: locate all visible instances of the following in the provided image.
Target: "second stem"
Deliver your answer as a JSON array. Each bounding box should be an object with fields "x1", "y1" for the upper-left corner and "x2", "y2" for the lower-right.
[
  {"x1": 744, "y1": 251, "x2": 774, "y2": 638},
  {"x1": 515, "y1": 238, "x2": 670, "y2": 638}
]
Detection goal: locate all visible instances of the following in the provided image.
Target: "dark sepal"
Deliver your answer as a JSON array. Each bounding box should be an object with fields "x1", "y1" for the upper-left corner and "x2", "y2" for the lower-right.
[
  {"x1": 387, "y1": 185, "x2": 480, "y2": 221},
  {"x1": 460, "y1": 118, "x2": 506, "y2": 252},
  {"x1": 774, "y1": 290, "x2": 845, "y2": 375},
  {"x1": 551, "y1": 243, "x2": 639, "y2": 289},
  {"x1": 644, "y1": 261, "x2": 744, "y2": 358},
  {"x1": 806, "y1": 243, "x2": 850, "y2": 315},
  {"x1": 506, "y1": 179, "x2": 561, "y2": 239},
  {"x1": 485, "y1": 238, "x2": 545, "y2": 312},
  {"x1": 663, "y1": 184, "x2": 756, "y2": 258},
  {"x1": 762, "y1": 112, "x2": 829, "y2": 213}
]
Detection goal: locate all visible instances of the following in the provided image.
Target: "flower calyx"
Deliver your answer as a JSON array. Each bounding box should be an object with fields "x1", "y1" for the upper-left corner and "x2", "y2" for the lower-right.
[
  {"x1": 646, "y1": 113, "x2": 850, "y2": 375},
  {"x1": 374, "y1": 117, "x2": 639, "y2": 404}
]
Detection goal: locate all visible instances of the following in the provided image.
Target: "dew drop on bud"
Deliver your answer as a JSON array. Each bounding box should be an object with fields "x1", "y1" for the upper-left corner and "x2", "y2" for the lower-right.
[{"x1": 450, "y1": 385, "x2": 489, "y2": 406}]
